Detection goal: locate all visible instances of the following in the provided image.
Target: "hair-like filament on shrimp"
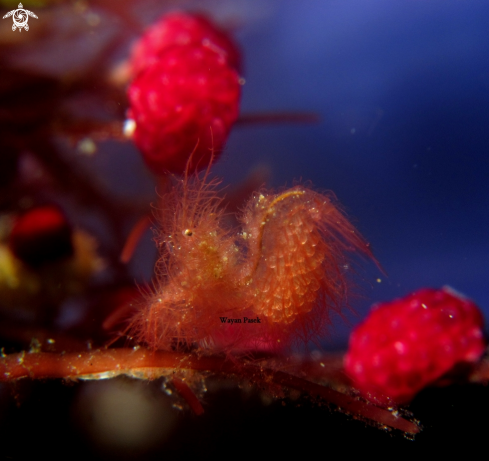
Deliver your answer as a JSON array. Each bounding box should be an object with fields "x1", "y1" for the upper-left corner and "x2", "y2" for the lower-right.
[{"x1": 129, "y1": 162, "x2": 376, "y2": 354}]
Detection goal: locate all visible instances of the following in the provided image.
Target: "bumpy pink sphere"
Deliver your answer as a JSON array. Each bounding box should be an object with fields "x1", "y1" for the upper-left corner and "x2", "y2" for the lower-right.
[
  {"x1": 130, "y1": 11, "x2": 241, "y2": 77},
  {"x1": 127, "y1": 44, "x2": 241, "y2": 175},
  {"x1": 345, "y1": 288, "x2": 485, "y2": 403}
]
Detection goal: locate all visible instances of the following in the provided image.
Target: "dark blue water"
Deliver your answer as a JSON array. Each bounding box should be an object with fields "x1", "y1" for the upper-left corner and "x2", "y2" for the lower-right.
[
  {"x1": 212, "y1": 0, "x2": 489, "y2": 344},
  {"x1": 85, "y1": 0, "x2": 489, "y2": 348}
]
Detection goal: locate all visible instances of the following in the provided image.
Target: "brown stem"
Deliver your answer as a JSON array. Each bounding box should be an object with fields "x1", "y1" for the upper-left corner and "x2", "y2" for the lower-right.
[
  {"x1": 237, "y1": 112, "x2": 320, "y2": 125},
  {"x1": 0, "y1": 348, "x2": 420, "y2": 435},
  {"x1": 54, "y1": 119, "x2": 126, "y2": 141}
]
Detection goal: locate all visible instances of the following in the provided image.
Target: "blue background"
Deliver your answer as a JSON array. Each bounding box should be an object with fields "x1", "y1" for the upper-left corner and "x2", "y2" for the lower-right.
[
  {"x1": 208, "y1": 0, "x2": 489, "y2": 346},
  {"x1": 69, "y1": 0, "x2": 489, "y2": 348}
]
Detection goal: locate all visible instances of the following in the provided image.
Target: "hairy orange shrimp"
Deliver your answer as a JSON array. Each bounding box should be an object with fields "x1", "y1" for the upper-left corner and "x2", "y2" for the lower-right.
[
  {"x1": 129, "y1": 163, "x2": 247, "y2": 351},
  {"x1": 129, "y1": 168, "x2": 376, "y2": 354}
]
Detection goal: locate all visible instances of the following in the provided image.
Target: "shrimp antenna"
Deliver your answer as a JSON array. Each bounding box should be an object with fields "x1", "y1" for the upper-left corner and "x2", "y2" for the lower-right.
[
  {"x1": 203, "y1": 126, "x2": 216, "y2": 181},
  {"x1": 180, "y1": 140, "x2": 201, "y2": 228},
  {"x1": 182, "y1": 128, "x2": 220, "y2": 231}
]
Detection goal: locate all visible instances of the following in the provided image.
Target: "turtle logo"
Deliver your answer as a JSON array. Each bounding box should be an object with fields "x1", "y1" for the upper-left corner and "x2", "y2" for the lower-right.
[{"x1": 3, "y1": 3, "x2": 38, "y2": 32}]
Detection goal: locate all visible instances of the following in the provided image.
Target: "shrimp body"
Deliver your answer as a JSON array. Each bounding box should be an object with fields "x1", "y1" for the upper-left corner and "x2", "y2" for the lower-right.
[
  {"x1": 131, "y1": 174, "x2": 375, "y2": 353},
  {"x1": 133, "y1": 172, "x2": 246, "y2": 350}
]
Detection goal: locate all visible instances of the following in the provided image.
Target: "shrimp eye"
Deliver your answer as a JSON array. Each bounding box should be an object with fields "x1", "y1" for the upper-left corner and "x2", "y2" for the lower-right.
[{"x1": 183, "y1": 229, "x2": 193, "y2": 237}]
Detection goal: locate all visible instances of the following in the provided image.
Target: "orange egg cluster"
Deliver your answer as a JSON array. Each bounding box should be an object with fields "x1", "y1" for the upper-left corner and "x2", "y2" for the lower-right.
[{"x1": 129, "y1": 170, "x2": 375, "y2": 354}]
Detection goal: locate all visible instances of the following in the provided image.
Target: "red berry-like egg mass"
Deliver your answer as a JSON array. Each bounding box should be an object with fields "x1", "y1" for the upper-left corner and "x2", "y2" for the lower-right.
[
  {"x1": 345, "y1": 287, "x2": 485, "y2": 404},
  {"x1": 9, "y1": 205, "x2": 74, "y2": 267},
  {"x1": 128, "y1": 44, "x2": 241, "y2": 175},
  {"x1": 129, "y1": 11, "x2": 241, "y2": 77}
]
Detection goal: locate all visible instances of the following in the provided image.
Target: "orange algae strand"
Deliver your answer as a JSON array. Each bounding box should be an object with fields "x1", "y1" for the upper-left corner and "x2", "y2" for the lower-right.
[
  {"x1": 129, "y1": 171, "x2": 376, "y2": 354},
  {"x1": 0, "y1": 349, "x2": 421, "y2": 434}
]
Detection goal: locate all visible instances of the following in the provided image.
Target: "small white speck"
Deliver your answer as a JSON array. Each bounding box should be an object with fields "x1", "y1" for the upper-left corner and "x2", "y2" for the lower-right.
[{"x1": 123, "y1": 119, "x2": 136, "y2": 138}]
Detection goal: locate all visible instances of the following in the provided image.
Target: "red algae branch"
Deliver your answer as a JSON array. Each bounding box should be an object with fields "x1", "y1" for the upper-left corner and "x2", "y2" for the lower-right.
[{"x1": 0, "y1": 348, "x2": 420, "y2": 435}]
